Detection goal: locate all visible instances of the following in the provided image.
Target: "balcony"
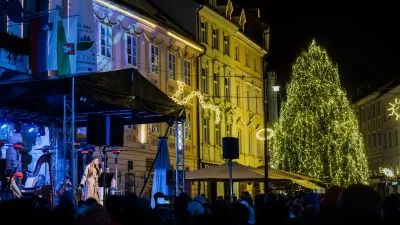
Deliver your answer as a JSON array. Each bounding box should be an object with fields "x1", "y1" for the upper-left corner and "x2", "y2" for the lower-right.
[{"x1": 0, "y1": 32, "x2": 30, "y2": 74}]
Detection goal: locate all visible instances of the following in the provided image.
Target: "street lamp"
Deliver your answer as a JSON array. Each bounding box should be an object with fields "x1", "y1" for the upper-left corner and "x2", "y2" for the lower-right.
[{"x1": 272, "y1": 85, "x2": 280, "y2": 92}]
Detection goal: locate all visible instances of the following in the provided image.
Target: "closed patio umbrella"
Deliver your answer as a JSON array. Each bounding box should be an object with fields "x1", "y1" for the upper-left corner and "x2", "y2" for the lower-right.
[{"x1": 150, "y1": 137, "x2": 171, "y2": 208}]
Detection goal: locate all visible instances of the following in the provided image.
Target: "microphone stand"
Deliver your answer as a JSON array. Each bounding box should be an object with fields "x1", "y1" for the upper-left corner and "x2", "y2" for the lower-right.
[{"x1": 101, "y1": 146, "x2": 108, "y2": 205}]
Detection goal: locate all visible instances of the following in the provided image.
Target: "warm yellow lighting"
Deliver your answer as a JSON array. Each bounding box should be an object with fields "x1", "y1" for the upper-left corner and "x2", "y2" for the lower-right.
[
  {"x1": 171, "y1": 81, "x2": 221, "y2": 124},
  {"x1": 167, "y1": 31, "x2": 204, "y2": 52},
  {"x1": 388, "y1": 98, "x2": 400, "y2": 120},
  {"x1": 140, "y1": 124, "x2": 146, "y2": 143},
  {"x1": 236, "y1": 31, "x2": 267, "y2": 55},
  {"x1": 94, "y1": 0, "x2": 157, "y2": 28},
  {"x1": 256, "y1": 128, "x2": 274, "y2": 141}
]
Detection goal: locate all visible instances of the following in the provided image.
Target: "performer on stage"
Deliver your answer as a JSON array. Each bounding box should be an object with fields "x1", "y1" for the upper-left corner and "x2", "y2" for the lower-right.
[
  {"x1": 10, "y1": 172, "x2": 23, "y2": 199},
  {"x1": 80, "y1": 158, "x2": 102, "y2": 203}
]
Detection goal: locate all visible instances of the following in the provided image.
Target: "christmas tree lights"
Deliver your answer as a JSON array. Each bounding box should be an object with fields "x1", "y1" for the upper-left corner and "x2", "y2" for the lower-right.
[
  {"x1": 388, "y1": 98, "x2": 400, "y2": 120},
  {"x1": 271, "y1": 40, "x2": 369, "y2": 186},
  {"x1": 171, "y1": 81, "x2": 221, "y2": 124}
]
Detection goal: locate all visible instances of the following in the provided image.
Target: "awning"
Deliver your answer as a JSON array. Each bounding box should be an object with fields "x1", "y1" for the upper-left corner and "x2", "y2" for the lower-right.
[{"x1": 0, "y1": 68, "x2": 185, "y2": 124}]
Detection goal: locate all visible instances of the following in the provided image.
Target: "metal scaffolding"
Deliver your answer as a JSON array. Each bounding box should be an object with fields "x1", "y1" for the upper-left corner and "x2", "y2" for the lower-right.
[
  {"x1": 49, "y1": 123, "x2": 59, "y2": 189},
  {"x1": 63, "y1": 77, "x2": 76, "y2": 201},
  {"x1": 175, "y1": 121, "x2": 185, "y2": 195}
]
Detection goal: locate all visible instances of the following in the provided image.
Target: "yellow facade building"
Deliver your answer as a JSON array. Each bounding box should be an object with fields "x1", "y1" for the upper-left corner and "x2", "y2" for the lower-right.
[
  {"x1": 196, "y1": 0, "x2": 269, "y2": 198},
  {"x1": 89, "y1": 0, "x2": 203, "y2": 197}
]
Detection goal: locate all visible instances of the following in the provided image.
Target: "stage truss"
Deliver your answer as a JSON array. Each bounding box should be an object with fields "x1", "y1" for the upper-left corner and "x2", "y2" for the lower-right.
[{"x1": 175, "y1": 121, "x2": 185, "y2": 195}]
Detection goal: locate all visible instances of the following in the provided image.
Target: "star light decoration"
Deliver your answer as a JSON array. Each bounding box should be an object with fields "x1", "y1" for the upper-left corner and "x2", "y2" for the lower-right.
[
  {"x1": 388, "y1": 98, "x2": 400, "y2": 120},
  {"x1": 171, "y1": 81, "x2": 221, "y2": 124},
  {"x1": 256, "y1": 128, "x2": 274, "y2": 141},
  {"x1": 381, "y1": 167, "x2": 394, "y2": 178}
]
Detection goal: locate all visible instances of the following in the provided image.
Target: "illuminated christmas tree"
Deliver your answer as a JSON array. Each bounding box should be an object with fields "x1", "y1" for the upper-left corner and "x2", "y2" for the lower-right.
[{"x1": 271, "y1": 40, "x2": 369, "y2": 186}]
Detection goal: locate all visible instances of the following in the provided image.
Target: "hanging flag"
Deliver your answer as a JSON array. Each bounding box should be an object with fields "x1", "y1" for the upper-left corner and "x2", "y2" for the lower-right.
[
  {"x1": 30, "y1": 11, "x2": 59, "y2": 74},
  {"x1": 70, "y1": 0, "x2": 97, "y2": 73},
  {"x1": 57, "y1": 16, "x2": 78, "y2": 76}
]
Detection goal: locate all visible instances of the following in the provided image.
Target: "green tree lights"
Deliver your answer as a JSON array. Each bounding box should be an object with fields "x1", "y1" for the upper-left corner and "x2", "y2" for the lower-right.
[{"x1": 271, "y1": 40, "x2": 369, "y2": 186}]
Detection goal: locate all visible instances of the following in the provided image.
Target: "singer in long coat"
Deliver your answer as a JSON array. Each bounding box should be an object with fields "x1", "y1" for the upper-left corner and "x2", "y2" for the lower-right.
[{"x1": 80, "y1": 159, "x2": 101, "y2": 203}]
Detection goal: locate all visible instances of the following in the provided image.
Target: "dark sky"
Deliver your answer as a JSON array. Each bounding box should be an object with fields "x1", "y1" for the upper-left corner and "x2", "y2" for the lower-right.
[{"x1": 237, "y1": 0, "x2": 400, "y2": 100}]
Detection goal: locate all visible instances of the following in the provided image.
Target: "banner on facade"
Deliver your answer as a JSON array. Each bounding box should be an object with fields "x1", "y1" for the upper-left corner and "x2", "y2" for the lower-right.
[
  {"x1": 30, "y1": 11, "x2": 59, "y2": 74},
  {"x1": 57, "y1": 16, "x2": 78, "y2": 76},
  {"x1": 70, "y1": 0, "x2": 97, "y2": 73}
]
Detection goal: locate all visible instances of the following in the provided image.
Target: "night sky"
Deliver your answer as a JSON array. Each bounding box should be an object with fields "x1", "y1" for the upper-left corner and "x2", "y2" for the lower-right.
[{"x1": 237, "y1": 0, "x2": 399, "y2": 100}]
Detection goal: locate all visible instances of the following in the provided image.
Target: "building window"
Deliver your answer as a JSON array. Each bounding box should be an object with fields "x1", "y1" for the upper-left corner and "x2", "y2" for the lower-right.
[
  {"x1": 150, "y1": 44, "x2": 160, "y2": 74},
  {"x1": 373, "y1": 133, "x2": 376, "y2": 147},
  {"x1": 226, "y1": 124, "x2": 232, "y2": 137},
  {"x1": 389, "y1": 132, "x2": 392, "y2": 147},
  {"x1": 237, "y1": 129, "x2": 242, "y2": 152},
  {"x1": 247, "y1": 89, "x2": 251, "y2": 110},
  {"x1": 248, "y1": 132, "x2": 252, "y2": 154},
  {"x1": 201, "y1": 66, "x2": 209, "y2": 94},
  {"x1": 213, "y1": 72, "x2": 219, "y2": 97},
  {"x1": 377, "y1": 103, "x2": 380, "y2": 116},
  {"x1": 396, "y1": 130, "x2": 399, "y2": 145},
  {"x1": 183, "y1": 59, "x2": 191, "y2": 85},
  {"x1": 236, "y1": 84, "x2": 240, "y2": 106},
  {"x1": 379, "y1": 132, "x2": 381, "y2": 146},
  {"x1": 245, "y1": 50, "x2": 249, "y2": 66},
  {"x1": 200, "y1": 20, "x2": 208, "y2": 44},
  {"x1": 203, "y1": 117, "x2": 210, "y2": 144},
  {"x1": 384, "y1": 133, "x2": 387, "y2": 148},
  {"x1": 224, "y1": 77, "x2": 230, "y2": 101},
  {"x1": 169, "y1": 125, "x2": 175, "y2": 137},
  {"x1": 168, "y1": 53, "x2": 176, "y2": 80},
  {"x1": 100, "y1": 24, "x2": 112, "y2": 58},
  {"x1": 223, "y1": 32, "x2": 229, "y2": 55},
  {"x1": 215, "y1": 123, "x2": 221, "y2": 146},
  {"x1": 185, "y1": 112, "x2": 191, "y2": 140},
  {"x1": 149, "y1": 123, "x2": 160, "y2": 136},
  {"x1": 126, "y1": 34, "x2": 137, "y2": 66},
  {"x1": 212, "y1": 26, "x2": 219, "y2": 49},
  {"x1": 235, "y1": 44, "x2": 239, "y2": 60},
  {"x1": 253, "y1": 56, "x2": 257, "y2": 71},
  {"x1": 256, "y1": 93, "x2": 259, "y2": 114}
]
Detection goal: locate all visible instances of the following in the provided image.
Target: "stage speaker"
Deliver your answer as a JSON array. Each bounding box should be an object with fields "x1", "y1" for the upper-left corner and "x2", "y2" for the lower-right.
[
  {"x1": 166, "y1": 170, "x2": 173, "y2": 186},
  {"x1": 87, "y1": 115, "x2": 125, "y2": 146},
  {"x1": 222, "y1": 137, "x2": 239, "y2": 159},
  {"x1": 128, "y1": 161, "x2": 133, "y2": 170},
  {"x1": 0, "y1": 159, "x2": 6, "y2": 181}
]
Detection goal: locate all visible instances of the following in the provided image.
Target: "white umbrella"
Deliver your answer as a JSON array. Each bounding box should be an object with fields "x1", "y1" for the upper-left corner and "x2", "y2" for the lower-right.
[{"x1": 150, "y1": 137, "x2": 171, "y2": 208}]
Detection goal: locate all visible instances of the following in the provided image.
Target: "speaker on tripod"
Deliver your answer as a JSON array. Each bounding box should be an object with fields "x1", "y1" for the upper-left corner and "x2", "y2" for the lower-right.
[{"x1": 222, "y1": 137, "x2": 239, "y2": 159}]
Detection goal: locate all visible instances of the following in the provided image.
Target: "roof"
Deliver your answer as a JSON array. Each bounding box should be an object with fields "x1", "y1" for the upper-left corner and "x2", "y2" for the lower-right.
[
  {"x1": 0, "y1": 68, "x2": 185, "y2": 125},
  {"x1": 112, "y1": 0, "x2": 196, "y2": 41}
]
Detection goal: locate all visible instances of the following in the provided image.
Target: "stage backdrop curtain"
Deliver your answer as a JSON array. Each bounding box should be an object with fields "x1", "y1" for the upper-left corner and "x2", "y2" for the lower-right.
[{"x1": 150, "y1": 137, "x2": 170, "y2": 208}]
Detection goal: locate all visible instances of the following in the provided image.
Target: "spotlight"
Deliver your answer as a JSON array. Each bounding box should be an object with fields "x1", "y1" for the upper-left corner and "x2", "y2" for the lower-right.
[
  {"x1": 1, "y1": 124, "x2": 7, "y2": 129},
  {"x1": 28, "y1": 127, "x2": 35, "y2": 132}
]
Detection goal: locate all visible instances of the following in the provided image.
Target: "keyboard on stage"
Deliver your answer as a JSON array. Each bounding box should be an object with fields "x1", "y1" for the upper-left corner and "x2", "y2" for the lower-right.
[{"x1": 21, "y1": 186, "x2": 51, "y2": 199}]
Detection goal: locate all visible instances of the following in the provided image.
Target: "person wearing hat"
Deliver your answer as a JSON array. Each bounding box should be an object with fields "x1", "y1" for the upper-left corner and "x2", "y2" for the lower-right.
[{"x1": 10, "y1": 172, "x2": 23, "y2": 199}]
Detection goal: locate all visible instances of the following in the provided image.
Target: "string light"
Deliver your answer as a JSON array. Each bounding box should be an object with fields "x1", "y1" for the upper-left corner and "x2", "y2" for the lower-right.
[
  {"x1": 271, "y1": 39, "x2": 369, "y2": 186},
  {"x1": 388, "y1": 98, "x2": 400, "y2": 120},
  {"x1": 171, "y1": 81, "x2": 221, "y2": 124},
  {"x1": 256, "y1": 128, "x2": 274, "y2": 140}
]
